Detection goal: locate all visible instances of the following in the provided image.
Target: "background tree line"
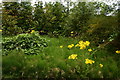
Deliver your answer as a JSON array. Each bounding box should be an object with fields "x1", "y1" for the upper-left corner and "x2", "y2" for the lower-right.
[{"x1": 2, "y1": 1, "x2": 119, "y2": 48}]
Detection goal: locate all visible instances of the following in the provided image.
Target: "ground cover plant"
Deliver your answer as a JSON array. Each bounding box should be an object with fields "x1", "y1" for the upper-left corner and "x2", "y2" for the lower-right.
[
  {"x1": 2, "y1": 31, "x2": 47, "y2": 55},
  {"x1": 1, "y1": 0, "x2": 120, "y2": 79}
]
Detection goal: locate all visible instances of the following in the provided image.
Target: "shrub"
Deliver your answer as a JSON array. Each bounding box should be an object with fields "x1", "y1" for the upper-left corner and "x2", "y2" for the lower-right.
[
  {"x1": 2, "y1": 31, "x2": 47, "y2": 55},
  {"x1": 81, "y1": 15, "x2": 118, "y2": 46}
]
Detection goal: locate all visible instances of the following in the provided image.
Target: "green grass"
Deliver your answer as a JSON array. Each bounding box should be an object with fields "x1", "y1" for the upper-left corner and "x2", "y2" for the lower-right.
[{"x1": 2, "y1": 35, "x2": 120, "y2": 79}]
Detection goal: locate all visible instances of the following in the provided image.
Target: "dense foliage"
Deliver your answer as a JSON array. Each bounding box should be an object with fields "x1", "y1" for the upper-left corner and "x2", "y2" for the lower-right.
[
  {"x1": 2, "y1": 1, "x2": 120, "y2": 79},
  {"x1": 2, "y1": 36, "x2": 120, "y2": 78},
  {"x1": 2, "y1": 1, "x2": 119, "y2": 45},
  {"x1": 2, "y1": 31, "x2": 47, "y2": 55}
]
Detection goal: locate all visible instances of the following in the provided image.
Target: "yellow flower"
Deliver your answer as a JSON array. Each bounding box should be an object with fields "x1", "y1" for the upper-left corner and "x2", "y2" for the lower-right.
[
  {"x1": 88, "y1": 49, "x2": 92, "y2": 52},
  {"x1": 71, "y1": 31, "x2": 74, "y2": 33},
  {"x1": 85, "y1": 41, "x2": 90, "y2": 46},
  {"x1": 75, "y1": 44, "x2": 79, "y2": 47},
  {"x1": 68, "y1": 44, "x2": 74, "y2": 49},
  {"x1": 79, "y1": 41, "x2": 84, "y2": 45},
  {"x1": 68, "y1": 54, "x2": 77, "y2": 59},
  {"x1": 31, "y1": 30, "x2": 35, "y2": 33},
  {"x1": 60, "y1": 46, "x2": 63, "y2": 48},
  {"x1": 99, "y1": 64, "x2": 103, "y2": 68},
  {"x1": 0, "y1": 29, "x2": 2, "y2": 32},
  {"x1": 71, "y1": 44, "x2": 74, "y2": 46},
  {"x1": 79, "y1": 44, "x2": 86, "y2": 49},
  {"x1": 68, "y1": 45, "x2": 72, "y2": 49},
  {"x1": 80, "y1": 46, "x2": 86, "y2": 49},
  {"x1": 116, "y1": 50, "x2": 120, "y2": 54},
  {"x1": 77, "y1": 41, "x2": 90, "y2": 49},
  {"x1": 85, "y1": 58, "x2": 95, "y2": 64}
]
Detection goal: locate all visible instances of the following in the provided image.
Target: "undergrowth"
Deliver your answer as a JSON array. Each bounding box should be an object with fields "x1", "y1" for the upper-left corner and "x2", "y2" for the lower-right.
[{"x1": 2, "y1": 35, "x2": 120, "y2": 79}]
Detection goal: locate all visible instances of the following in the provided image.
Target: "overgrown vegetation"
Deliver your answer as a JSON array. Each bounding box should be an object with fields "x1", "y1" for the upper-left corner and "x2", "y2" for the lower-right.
[
  {"x1": 2, "y1": 0, "x2": 120, "y2": 79},
  {"x1": 2, "y1": 36, "x2": 120, "y2": 78}
]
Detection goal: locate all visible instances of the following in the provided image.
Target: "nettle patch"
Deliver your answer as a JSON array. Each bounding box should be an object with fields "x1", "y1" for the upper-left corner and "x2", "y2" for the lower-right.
[{"x1": 2, "y1": 31, "x2": 48, "y2": 55}]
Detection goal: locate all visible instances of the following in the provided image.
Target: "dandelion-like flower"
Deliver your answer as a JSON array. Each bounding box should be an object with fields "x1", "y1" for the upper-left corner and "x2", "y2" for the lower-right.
[
  {"x1": 116, "y1": 50, "x2": 120, "y2": 54},
  {"x1": 85, "y1": 58, "x2": 95, "y2": 64},
  {"x1": 79, "y1": 45, "x2": 86, "y2": 49},
  {"x1": 68, "y1": 54, "x2": 78, "y2": 59},
  {"x1": 75, "y1": 44, "x2": 79, "y2": 47},
  {"x1": 71, "y1": 44, "x2": 74, "y2": 46},
  {"x1": 68, "y1": 45, "x2": 72, "y2": 49},
  {"x1": 85, "y1": 41, "x2": 90, "y2": 46},
  {"x1": 0, "y1": 29, "x2": 2, "y2": 32},
  {"x1": 68, "y1": 44, "x2": 74, "y2": 49},
  {"x1": 79, "y1": 41, "x2": 84, "y2": 45},
  {"x1": 76, "y1": 40, "x2": 90, "y2": 49},
  {"x1": 88, "y1": 49, "x2": 92, "y2": 52}
]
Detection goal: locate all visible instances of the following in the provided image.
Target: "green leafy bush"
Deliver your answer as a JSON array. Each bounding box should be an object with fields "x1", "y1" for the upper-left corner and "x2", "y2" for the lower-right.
[{"x1": 2, "y1": 31, "x2": 47, "y2": 55}]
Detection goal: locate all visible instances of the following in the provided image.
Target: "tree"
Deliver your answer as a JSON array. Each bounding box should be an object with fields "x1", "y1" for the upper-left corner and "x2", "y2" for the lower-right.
[
  {"x1": 66, "y1": 2, "x2": 93, "y2": 34},
  {"x1": 17, "y1": 2, "x2": 33, "y2": 31},
  {"x1": 2, "y1": 2, "x2": 22, "y2": 35},
  {"x1": 33, "y1": 1, "x2": 45, "y2": 31}
]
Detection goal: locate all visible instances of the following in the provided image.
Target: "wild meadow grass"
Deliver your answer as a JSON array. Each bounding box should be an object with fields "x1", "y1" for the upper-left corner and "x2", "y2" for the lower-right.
[{"x1": 2, "y1": 35, "x2": 120, "y2": 79}]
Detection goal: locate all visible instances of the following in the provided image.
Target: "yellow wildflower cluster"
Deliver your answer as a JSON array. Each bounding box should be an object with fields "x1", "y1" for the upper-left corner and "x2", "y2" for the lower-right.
[
  {"x1": 0, "y1": 29, "x2": 2, "y2": 32},
  {"x1": 68, "y1": 54, "x2": 77, "y2": 59},
  {"x1": 75, "y1": 41, "x2": 90, "y2": 49},
  {"x1": 31, "y1": 30, "x2": 35, "y2": 33},
  {"x1": 60, "y1": 46, "x2": 63, "y2": 48},
  {"x1": 99, "y1": 64, "x2": 103, "y2": 68},
  {"x1": 85, "y1": 58, "x2": 95, "y2": 64},
  {"x1": 116, "y1": 50, "x2": 120, "y2": 54},
  {"x1": 68, "y1": 44, "x2": 74, "y2": 49}
]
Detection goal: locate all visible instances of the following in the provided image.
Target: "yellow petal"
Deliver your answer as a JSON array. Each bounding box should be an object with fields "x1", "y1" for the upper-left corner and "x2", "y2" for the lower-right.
[
  {"x1": 88, "y1": 49, "x2": 92, "y2": 52},
  {"x1": 99, "y1": 64, "x2": 103, "y2": 68},
  {"x1": 60, "y1": 46, "x2": 63, "y2": 48}
]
